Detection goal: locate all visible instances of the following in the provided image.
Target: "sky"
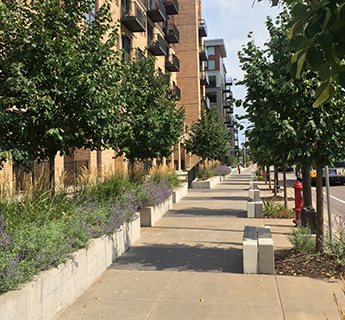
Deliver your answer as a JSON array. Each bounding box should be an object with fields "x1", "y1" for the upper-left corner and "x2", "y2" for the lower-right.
[{"x1": 202, "y1": 0, "x2": 283, "y2": 145}]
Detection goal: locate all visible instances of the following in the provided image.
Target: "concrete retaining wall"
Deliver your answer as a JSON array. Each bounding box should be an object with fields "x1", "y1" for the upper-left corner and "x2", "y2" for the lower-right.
[
  {"x1": 173, "y1": 182, "x2": 188, "y2": 204},
  {"x1": 139, "y1": 196, "x2": 173, "y2": 227},
  {"x1": 191, "y1": 176, "x2": 220, "y2": 189},
  {"x1": 0, "y1": 216, "x2": 141, "y2": 320}
]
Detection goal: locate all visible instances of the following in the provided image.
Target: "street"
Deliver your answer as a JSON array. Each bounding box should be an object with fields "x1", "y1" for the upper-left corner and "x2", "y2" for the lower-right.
[{"x1": 277, "y1": 170, "x2": 345, "y2": 217}]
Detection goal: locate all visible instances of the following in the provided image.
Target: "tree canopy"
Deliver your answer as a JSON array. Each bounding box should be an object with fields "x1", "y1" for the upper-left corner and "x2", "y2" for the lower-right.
[
  {"x1": 184, "y1": 106, "x2": 229, "y2": 162},
  {"x1": 0, "y1": 0, "x2": 123, "y2": 187},
  {"x1": 114, "y1": 55, "x2": 185, "y2": 164},
  {"x1": 258, "y1": 0, "x2": 345, "y2": 106},
  {"x1": 237, "y1": 9, "x2": 345, "y2": 251}
]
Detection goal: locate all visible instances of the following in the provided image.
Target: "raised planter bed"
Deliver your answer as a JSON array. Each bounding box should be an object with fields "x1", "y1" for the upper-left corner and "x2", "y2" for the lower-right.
[
  {"x1": 173, "y1": 182, "x2": 188, "y2": 204},
  {"x1": 190, "y1": 176, "x2": 221, "y2": 189},
  {"x1": 0, "y1": 216, "x2": 141, "y2": 320},
  {"x1": 139, "y1": 196, "x2": 173, "y2": 227}
]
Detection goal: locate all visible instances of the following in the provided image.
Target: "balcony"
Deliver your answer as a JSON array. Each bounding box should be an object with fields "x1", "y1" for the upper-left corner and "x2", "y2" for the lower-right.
[
  {"x1": 147, "y1": 0, "x2": 166, "y2": 22},
  {"x1": 164, "y1": 23, "x2": 180, "y2": 43},
  {"x1": 121, "y1": 1, "x2": 146, "y2": 32},
  {"x1": 204, "y1": 96, "x2": 210, "y2": 109},
  {"x1": 226, "y1": 107, "x2": 234, "y2": 114},
  {"x1": 225, "y1": 77, "x2": 233, "y2": 86},
  {"x1": 163, "y1": 0, "x2": 179, "y2": 15},
  {"x1": 223, "y1": 85, "x2": 231, "y2": 93},
  {"x1": 165, "y1": 54, "x2": 180, "y2": 72},
  {"x1": 167, "y1": 83, "x2": 181, "y2": 100},
  {"x1": 198, "y1": 19, "x2": 207, "y2": 38},
  {"x1": 225, "y1": 91, "x2": 233, "y2": 100},
  {"x1": 148, "y1": 34, "x2": 168, "y2": 56},
  {"x1": 200, "y1": 71, "x2": 209, "y2": 86},
  {"x1": 199, "y1": 47, "x2": 208, "y2": 61}
]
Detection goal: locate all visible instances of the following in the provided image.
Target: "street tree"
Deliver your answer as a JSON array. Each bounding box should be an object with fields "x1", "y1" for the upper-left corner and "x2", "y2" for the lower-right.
[
  {"x1": 114, "y1": 55, "x2": 185, "y2": 172},
  {"x1": 184, "y1": 106, "x2": 229, "y2": 176},
  {"x1": 237, "y1": 10, "x2": 345, "y2": 252},
  {"x1": 258, "y1": 0, "x2": 345, "y2": 106},
  {"x1": 0, "y1": 0, "x2": 123, "y2": 190}
]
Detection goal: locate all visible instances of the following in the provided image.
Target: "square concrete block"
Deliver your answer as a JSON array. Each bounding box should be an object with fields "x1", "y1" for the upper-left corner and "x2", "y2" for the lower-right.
[
  {"x1": 258, "y1": 226, "x2": 274, "y2": 275},
  {"x1": 247, "y1": 199, "x2": 263, "y2": 218},
  {"x1": 249, "y1": 181, "x2": 258, "y2": 189},
  {"x1": 243, "y1": 226, "x2": 258, "y2": 274},
  {"x1": 248, "y1": 188, "x2": 260, "y2": 199}
]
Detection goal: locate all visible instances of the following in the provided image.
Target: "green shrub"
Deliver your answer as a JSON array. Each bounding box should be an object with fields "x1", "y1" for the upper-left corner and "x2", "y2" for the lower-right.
[
  {"x1": 257, "y1": 176, "x2": 264, "y2": 181},
  {"x1": 323, "y1": 216, "x2": 345, "y2": 265},
  {"x1": 287, "y1": 225, "x2": 316, "y2": 254},
  {"x1": 263, "y1": 200, "x2": 294, "y2": 219}
]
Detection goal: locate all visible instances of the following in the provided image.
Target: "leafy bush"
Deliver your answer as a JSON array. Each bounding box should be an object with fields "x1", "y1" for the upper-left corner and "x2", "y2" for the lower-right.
[
  {"x1": 287, "y1": 225, "x2": 316, "y2": 254},
  {"x1": 263, "y1": 200, "x2": 294, "y2": 219},
  {"x1": 324, "y1": 216, "x2": 345, "y2": 265},
  {"x1": 0, "y1": 168, "x2": 173, "y2": 294},
  {"x1": 149, "y1": 164, "x2": 181, "y2": 188},
  {"x1": 226, "y1": 156, "x2": 238, "y2": 167}
]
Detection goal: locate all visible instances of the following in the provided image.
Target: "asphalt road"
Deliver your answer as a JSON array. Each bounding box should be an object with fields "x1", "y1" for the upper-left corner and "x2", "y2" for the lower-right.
[{"x1": 277, "y1": 170, "x2": 345, "y2": 217}]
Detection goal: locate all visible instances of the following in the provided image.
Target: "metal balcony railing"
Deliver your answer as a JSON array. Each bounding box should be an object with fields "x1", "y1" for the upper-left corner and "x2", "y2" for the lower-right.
[
  {"x1": 148, "y1": 33, "x2": 168, "y2": 56},
  {"x1": 200, "y1": 71, "x2": 209, "y2": 86},
  {"x1": 198, "y1": 19, "x2": 207, "y2": 37},
  {"x1": 164, "y1": 23, "x2": 179, "y2": 43},
  {"x1": 167, "y1": 83, "x2": 181, "y2": 100},
  {"x1": 147, "y1": 0, "x2": 166, "y2": 22},
  {"x1": 163, "y1": 0, "x2": 179, "y2": 15},
  {"x1": 121, "y1": 1, "x2": 146, "y2": 32},
  {"x1": 165, "y1": 54, "x2": 180, "y2": 72}
]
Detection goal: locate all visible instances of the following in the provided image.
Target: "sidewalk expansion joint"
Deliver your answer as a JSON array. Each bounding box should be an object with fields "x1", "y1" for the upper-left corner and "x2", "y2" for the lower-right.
[
  {"x1": 274, "y1": 275, "x2": 287, "y2": 320},
  {"x1": 145, "y1": 271, "x2": 179, "y2": 320}
]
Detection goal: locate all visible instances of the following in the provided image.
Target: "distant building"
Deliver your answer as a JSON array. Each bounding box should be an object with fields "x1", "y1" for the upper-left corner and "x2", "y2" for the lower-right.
[{"x1": 204, "y1": 39, "x2": 236, "y2": 156}]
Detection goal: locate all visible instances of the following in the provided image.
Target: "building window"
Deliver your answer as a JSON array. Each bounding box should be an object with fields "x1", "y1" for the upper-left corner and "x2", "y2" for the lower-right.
[
  {"x1": 84, "y1": 1, "x2": 97, "y2": 23},
  {"x1": 207, "y1": 59, "x2": 216, "y2": 70},
  {"x1": 207, "y1": 46, "x2": 215, "y2": 55}
]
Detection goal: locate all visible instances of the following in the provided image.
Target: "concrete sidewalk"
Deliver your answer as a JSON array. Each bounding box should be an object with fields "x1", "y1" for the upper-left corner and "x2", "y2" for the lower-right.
[{"x1": 56, "y1": 167, "x2": 343, "y2": 320}]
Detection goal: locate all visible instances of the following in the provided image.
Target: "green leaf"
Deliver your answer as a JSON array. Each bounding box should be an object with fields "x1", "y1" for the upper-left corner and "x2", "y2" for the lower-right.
[
  {"x1": 305, "y1": 46, "x2": 324, "y2": 68},
  {"x1": 291, "y1": 3, "x2": 310, "y2": 20},
  {"x1": 313, "y1": 82, "x2": 335, "y2": 108},
  {"x1": 317, "y1": 33, "x2": 334, "y2": 50},
  {"x1": 318, "y1": 63, "x2": 331, "y2": 81},
  {"x1": 336, "y1": 71, "x2": 345, "y2": 87},
  {"x1": 305, "y1": 21, "x2": 322, "y2": 38}
]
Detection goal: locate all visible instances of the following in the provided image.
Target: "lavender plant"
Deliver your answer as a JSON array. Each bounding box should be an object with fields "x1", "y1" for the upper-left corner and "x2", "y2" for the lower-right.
[{"x1": 213, "y1": 165, "x2": 231, "y2": 176}]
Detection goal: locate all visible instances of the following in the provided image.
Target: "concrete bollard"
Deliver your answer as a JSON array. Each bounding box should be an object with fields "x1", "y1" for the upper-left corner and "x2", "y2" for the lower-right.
[
  {"x1": 249, "y1": 181, "x2": 258, "y2": 189},
  {"x1": 243, "y1": 226, "x2": 258, "y2": 274},
  {"x1": 258, "y1": 226, "x2": 274, "y2": 275},
  {"x1": 248, "y1": 188, "x2": 260, "y2": 199},
  {"x1": 247, "y1": 198, "x2": 263, "y2": 218}
]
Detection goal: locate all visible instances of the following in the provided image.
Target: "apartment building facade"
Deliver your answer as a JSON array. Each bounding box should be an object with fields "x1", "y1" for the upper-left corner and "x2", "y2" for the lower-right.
[
  {"x1": 204, "y1": 39, "x2": 236, "y2": 156},
  {"x1": 3, "y1": 0, "x2": 208, "y2": 188}
]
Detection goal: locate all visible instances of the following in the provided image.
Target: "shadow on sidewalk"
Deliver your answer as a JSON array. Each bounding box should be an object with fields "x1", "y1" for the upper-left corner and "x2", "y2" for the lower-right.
[
  {"x1": 182, "y1": 196, "x2": 248, "y2": 201},
  {"x1": 109, "y1": 242, "x2": 243, "y2": 274},
  {"x1": 165, "y1": 207, "x2": 247, "y2": 218}
]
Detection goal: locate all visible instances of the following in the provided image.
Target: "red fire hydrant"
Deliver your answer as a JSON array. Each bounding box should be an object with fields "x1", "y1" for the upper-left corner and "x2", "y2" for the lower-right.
[
  {"x1": 292, "y1": 181, "x2": 303, "y2": 225},
  {"x1": 238, "y1": 165, "x2": 241, "y2": 174}
]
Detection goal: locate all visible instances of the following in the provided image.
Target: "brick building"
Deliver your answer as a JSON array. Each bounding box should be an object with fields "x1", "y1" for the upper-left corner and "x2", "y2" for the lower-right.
[{"x1": 3, "y1": 0, "x2": 208, "y2": 189}]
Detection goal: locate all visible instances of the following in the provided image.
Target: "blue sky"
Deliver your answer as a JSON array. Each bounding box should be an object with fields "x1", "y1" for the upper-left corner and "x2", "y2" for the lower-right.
[{"x1": 202, "y1": 1, "x2": 283, "y2": 145}]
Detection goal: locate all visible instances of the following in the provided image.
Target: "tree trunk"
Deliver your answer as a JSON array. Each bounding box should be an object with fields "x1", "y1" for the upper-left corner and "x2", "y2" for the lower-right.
[
  {"x1": 315, "y1": 163, "x2": 324, "y2": 253},
  {"x1": 49, "y1": 155, "x2": 55, "y2": 195},
  {"x1": 273, "y1": 166, "x2": 277, "y2": 197},
  {"x1": 263, "y1": 166, "x2": 267, "y2": 184},
  {"x1": 268, "y1": 165, "x2": 272, "y2": 190},
  {"x1": 283, "y1": 168, "x2": 287, "y2": 208}
]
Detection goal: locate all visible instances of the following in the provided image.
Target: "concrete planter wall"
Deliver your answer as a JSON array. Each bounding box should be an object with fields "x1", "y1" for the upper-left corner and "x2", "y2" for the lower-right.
[
  {"x1": 139, "y1": 196, "x2": 173, "y2": 227},
  {"x1": 173, "y1": 182, "x2": 188, "y2": 203},
  {"x1": 0, "y1": 216, "x2": 141, "y2": 320},
  {"x1": 191, "y1": 176, "x2": 220, "y2": 189}
]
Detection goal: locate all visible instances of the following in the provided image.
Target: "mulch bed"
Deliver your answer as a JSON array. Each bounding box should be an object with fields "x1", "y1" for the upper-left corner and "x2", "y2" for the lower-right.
[{"x1": 275, "y1": 249, "x2": 345, "y2": 279}]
